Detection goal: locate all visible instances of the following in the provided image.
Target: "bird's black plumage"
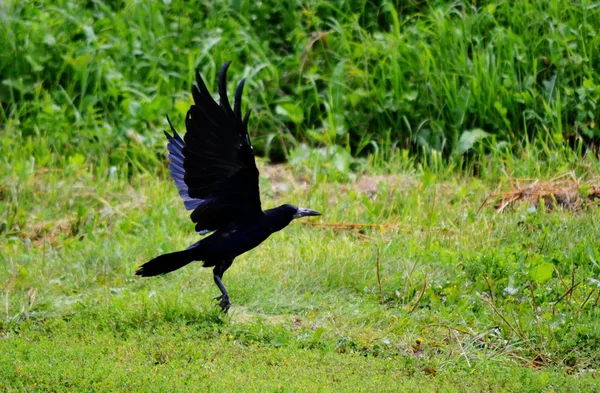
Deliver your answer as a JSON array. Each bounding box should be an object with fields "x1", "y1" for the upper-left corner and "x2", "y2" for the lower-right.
[{"x1": 136, "y1": 62, "x2": 321, "y2": 312}]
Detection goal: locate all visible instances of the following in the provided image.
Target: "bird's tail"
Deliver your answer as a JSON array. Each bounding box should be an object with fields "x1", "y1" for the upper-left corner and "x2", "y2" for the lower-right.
[{"x1": 135, "y1": 248, "x2": 198, "y2": 277}]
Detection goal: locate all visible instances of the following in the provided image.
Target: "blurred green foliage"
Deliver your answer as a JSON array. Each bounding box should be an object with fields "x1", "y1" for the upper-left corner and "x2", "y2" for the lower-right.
[{"x1": 1, "y1": 0, "x2": 599, "y2": 169}]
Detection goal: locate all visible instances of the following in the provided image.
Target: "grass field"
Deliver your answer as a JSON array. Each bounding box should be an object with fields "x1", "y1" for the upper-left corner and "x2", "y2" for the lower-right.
[
  {"x1": 2, "y1": 152, "x2": 600, "y2": 391},
  {"x1": 2, "y1": 0, "x2": 600, "y2": 391}
]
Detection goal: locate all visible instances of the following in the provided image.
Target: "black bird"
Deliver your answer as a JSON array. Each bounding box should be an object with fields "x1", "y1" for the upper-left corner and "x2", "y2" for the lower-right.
[{"x1": 136, "y1": 62, "x2": 321, "y2": 312}]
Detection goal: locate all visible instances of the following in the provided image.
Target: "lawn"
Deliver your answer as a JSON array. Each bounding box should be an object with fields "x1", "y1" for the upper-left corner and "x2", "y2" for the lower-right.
[
  {"x1": 1, "y1": 155, "x2": 600, "y2": 391},
  {"x1": 2, "y1": 0, "x2": 600, "y2": 391}
]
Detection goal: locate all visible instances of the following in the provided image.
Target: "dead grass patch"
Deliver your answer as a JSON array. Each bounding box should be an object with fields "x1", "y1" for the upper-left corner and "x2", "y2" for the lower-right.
[{"x1": 483, "y1": 175, "x2": 600, "y2": 213}]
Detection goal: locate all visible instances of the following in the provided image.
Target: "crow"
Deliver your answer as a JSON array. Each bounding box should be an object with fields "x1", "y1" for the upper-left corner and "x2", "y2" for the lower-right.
[{"x1": 135, "y1": 62, "x2": 321, "y2": 312}]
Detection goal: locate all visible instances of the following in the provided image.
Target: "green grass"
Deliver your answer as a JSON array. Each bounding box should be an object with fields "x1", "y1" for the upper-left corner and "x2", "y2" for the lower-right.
[
  {"x1": 3, "y1": 0, "x2": 600, "y2": 391},
  {"x1": 1, "y1": 151, "x2": 600, "y2": 391}
]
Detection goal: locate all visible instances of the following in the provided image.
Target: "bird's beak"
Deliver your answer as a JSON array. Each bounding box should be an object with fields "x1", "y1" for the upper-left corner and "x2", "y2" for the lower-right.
[{"x1": 294, "y1": 207, "x2": 322, "y2": 219}]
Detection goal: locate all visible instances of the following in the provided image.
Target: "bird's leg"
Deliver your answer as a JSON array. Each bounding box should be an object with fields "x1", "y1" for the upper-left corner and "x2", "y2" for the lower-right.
[
  {"x1": 212, "y1": 274, "x2": 228, "y2": 300},
  {"x1": 212, "y1": 261, "x2": 233, "y2": 312},
  {"x1": 213, "y1": 273, "x2": 231, "y2": 312}
]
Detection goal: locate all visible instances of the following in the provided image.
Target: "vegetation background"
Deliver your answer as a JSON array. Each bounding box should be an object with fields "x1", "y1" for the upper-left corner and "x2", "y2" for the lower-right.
[{"x1": 1, "y1": 0, "x2": 600, "y2": 391}]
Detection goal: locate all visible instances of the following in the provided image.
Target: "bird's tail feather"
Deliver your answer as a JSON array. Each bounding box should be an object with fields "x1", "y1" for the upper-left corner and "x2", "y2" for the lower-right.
[{"x1": 135, "y1": 248, "x2": 197, "y2": 277}]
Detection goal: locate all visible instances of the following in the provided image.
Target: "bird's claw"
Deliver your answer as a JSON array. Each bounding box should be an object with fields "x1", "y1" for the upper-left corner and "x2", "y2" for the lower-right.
[
  {"x1": 219, "y1": 297, "x2": 231, "y2": 313},
  {"x1": 213, "y1": 295, "x2": 231, "y2": 312}
]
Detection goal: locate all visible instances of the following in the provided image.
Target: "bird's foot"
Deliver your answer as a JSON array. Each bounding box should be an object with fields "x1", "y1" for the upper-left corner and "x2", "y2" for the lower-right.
[{"x1": 213, "y1": 295, "x2": 231, "y2": 313}]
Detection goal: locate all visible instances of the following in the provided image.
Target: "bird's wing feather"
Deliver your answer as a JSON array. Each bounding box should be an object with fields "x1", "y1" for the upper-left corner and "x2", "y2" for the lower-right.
[
  {"x1": 166, "y1": 62, "x2": 262, "y2": 234},
  {"x1": 163, "y1": 119, "x2": 206, "y2": 212}
]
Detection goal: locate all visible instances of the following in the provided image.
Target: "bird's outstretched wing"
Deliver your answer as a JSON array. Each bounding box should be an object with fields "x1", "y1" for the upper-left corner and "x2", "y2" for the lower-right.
[{"x1": 164, "y1": 62, "x2": 262, "y2": 234}]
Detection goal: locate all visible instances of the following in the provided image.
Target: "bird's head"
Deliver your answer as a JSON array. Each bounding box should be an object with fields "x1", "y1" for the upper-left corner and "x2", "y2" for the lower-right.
[
  {"x1": 276, "y1": 204, "x2": 321, "y2": 220},
  {"x1": 292, "y1": 205, "x2": 322, "y2": 220},
  {"x1": 266, "y1": 204, "x2": 321, "y2": 232}
]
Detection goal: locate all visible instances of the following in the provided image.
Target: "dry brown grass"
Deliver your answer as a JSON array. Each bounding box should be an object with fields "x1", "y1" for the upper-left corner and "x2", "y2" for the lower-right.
[{"x1": 483, "y1": 175, "x2": 600, "y2": 213}]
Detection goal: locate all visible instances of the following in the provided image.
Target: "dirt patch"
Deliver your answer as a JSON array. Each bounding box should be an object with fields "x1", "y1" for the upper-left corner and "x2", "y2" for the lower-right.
[
  {"x1": 484, "y1": 176, "x2": 600, "y2": 212},
  {"x1": 258, "y1": 163, "x2": 309, "y2": 195},
  {"x1": 258, "y1": 163, "x2": 417, "y2": 198},
  {"x1": 230, "y1": 306, "x2": 290, "y2": 325},
  {"x1": 346, "y1": 174, "x2": 418, "y2": 197},
  {"x1": 24, "y1": 218, "x2": 76, "y2": 248}
]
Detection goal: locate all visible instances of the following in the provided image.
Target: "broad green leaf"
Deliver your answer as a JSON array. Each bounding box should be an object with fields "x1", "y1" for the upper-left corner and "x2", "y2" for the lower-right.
[
  {"x1": 275, "y1": 103, "x2": 304, "y2": 125},
  {"x1": 332, "y1": 148, "x2": 352, "y2": 174},
  {"x1": 530, "y1": 262, "x2": 554, "y2": 284},
  {"x1": 403, "y1": 91, "x2": 418, "y2": 101},
  {"x1": 458, "y1": 129, "x2": 491, "y2": 154},
  {"x1": 68, "y1": 153, "x2": 86, "y2": 166}
]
